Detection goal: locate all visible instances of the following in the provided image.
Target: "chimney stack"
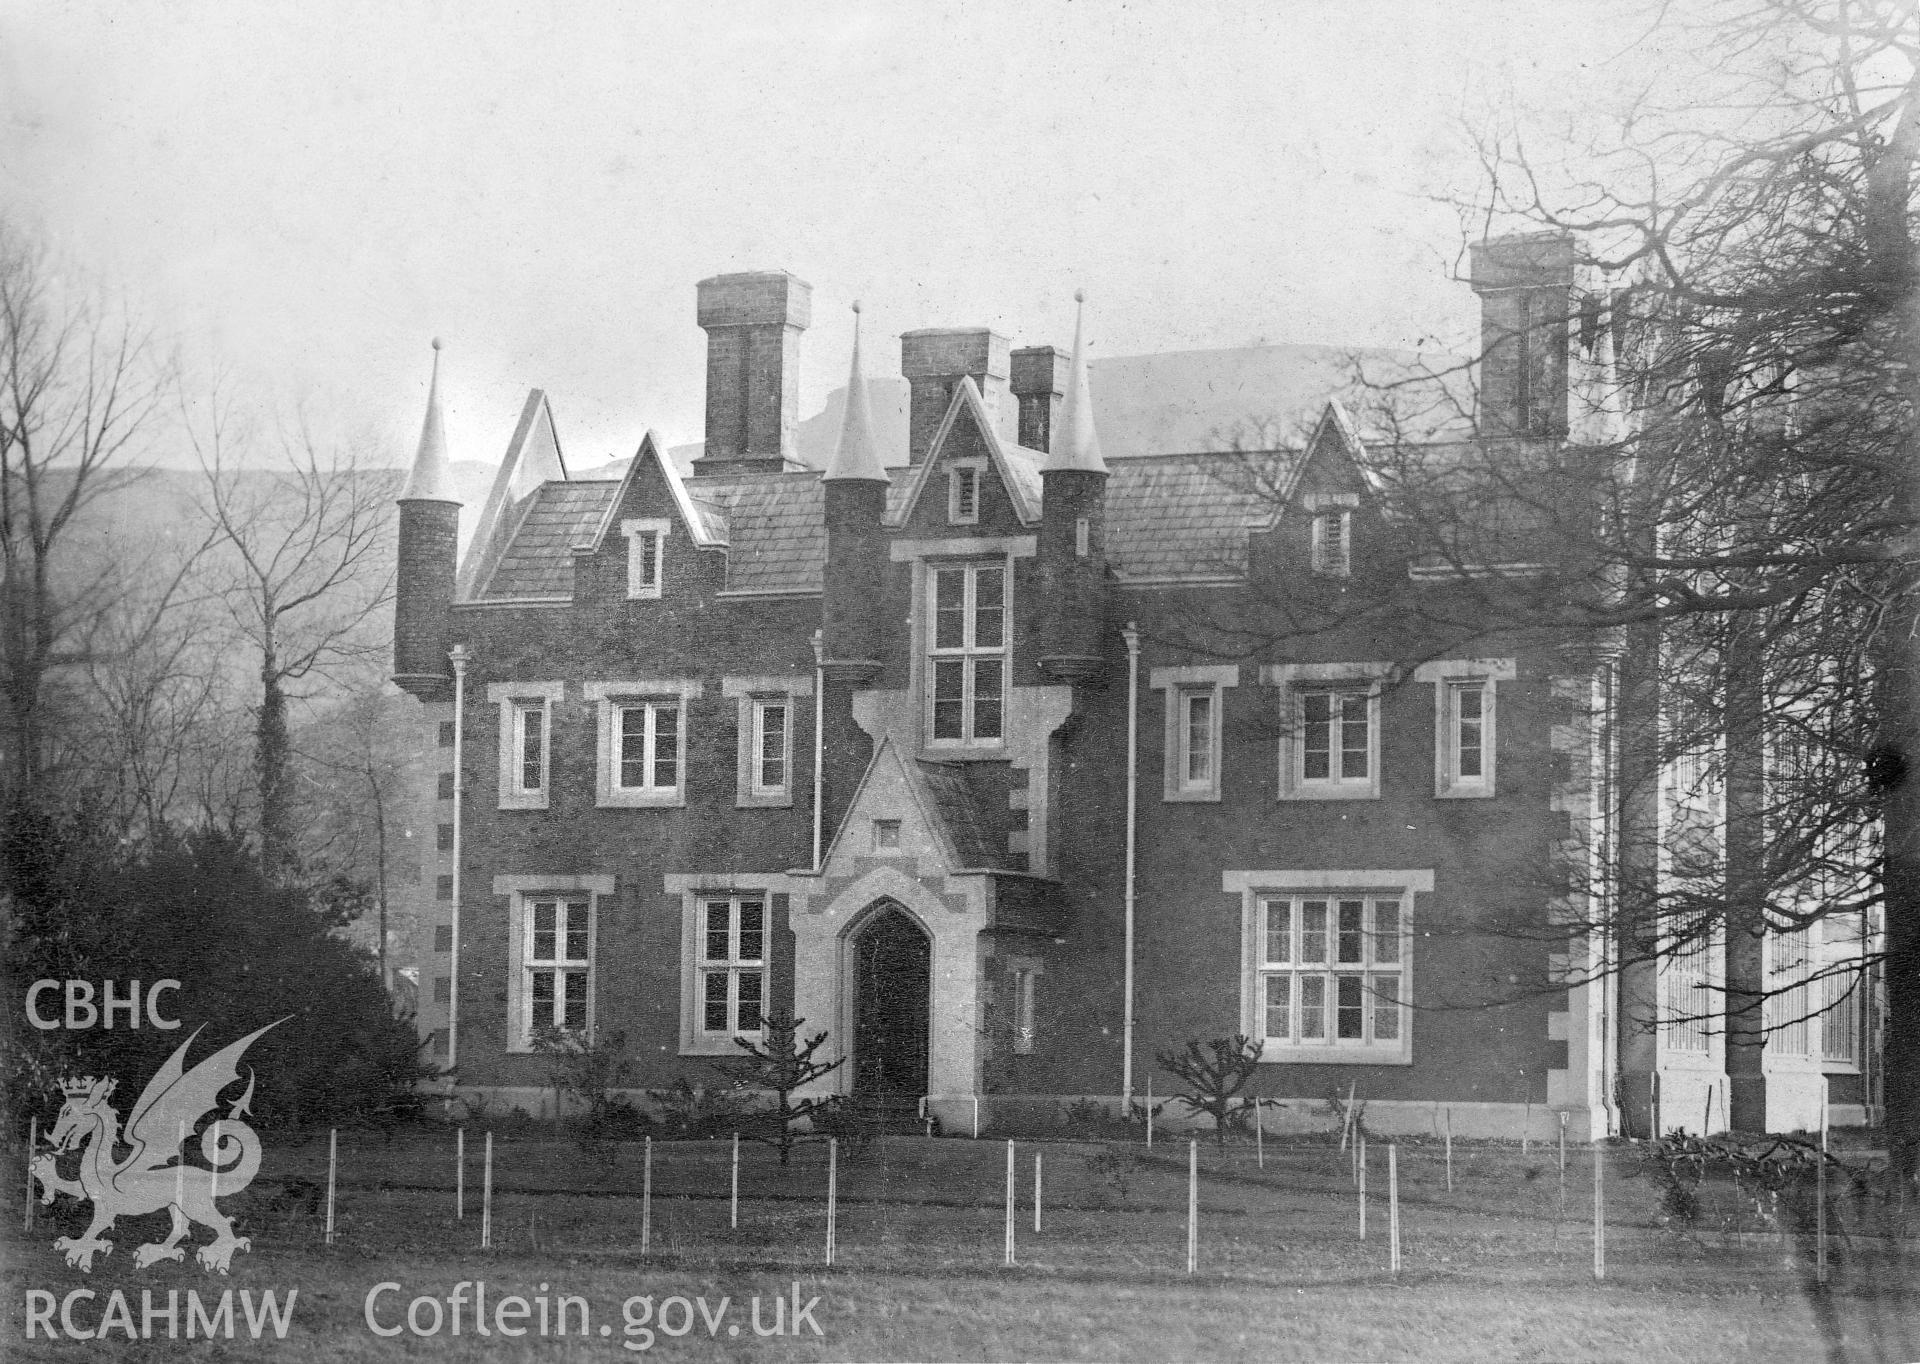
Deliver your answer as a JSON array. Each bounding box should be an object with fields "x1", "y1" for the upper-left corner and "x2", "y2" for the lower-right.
[
  {"x1": 1010, "y1": 345, "x2": 1069, "y2": 453},
  {"x1": 1469, "y1": 233, "x2": 1575, "y2": 439},
  {"x1": 695, "y1": 271, "x2": 811, "y2": 475},
  {"x1": 900, "y1": 327, "x2": 1010, "y2": 463}
]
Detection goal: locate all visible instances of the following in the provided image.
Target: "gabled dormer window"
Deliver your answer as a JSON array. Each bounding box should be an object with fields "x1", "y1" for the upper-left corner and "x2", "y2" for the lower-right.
[
  {"x1": 622, "y1": 518, "x2": 669, "y2": 599},
  {"x1": 948, "y1": 462, "x2": 982, "y2": 525}
]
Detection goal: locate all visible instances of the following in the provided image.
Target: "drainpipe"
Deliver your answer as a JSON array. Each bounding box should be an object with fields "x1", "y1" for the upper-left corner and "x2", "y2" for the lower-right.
[
  {"x1": 812, "y1": 629, "x2": 825, "y2": 871},
  {"x1": 447, "y1": 644, "x2": 469, "y2": 1077},
  {"x1": 1122, "y1": 622, "x2": 1140, "y2": 1109}
]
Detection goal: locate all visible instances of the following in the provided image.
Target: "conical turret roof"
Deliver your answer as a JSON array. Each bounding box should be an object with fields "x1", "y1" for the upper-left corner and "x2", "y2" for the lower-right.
[
  {"x1": 1044, "y1": 291, "x2": 1107, "y2": 475},
  {"x1": 400, "y1": 338, "x2": 460, "y2": 502},
  {"x1": 823, "y1": 302, "x2": 889, "y2": 482}
]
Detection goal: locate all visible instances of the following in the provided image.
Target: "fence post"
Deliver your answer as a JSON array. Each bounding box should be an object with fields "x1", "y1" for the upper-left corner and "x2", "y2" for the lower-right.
[
  {"x1": 972, "y1": 1096, "x2": 980, "y2": 1140},
  {"x1": 731, "y1": 1132, "x2": 740, "y2": 1230},
  {"x1": 1146, "y1": 1079, "x2": 1154, "y2": 1149},
  {"x1": 1256, "y1": 1101, "x2": 1264, "y2": 1170},
  {"x1": 641, "y1": 1136, "x2": 652, "y2": 1255},
  {"x1": 456, "y1": 1127, "x2": 465, "y2": 1220},
  {"x1": 1186, "y1": 1139, "x2": 1198, "y2": 1275},
  {"x1": 1388, "y1": 1143, "x2": 1400, "y2": 1273},
  {"x1": 1003, "y1": 1140, "x2": 1016, "y2": 1267},
  {"x1": 1817, "y1": 1088, "x2": 1829, "y2": 1285},
  {"x1": 481, "y1": 1131, "x2": 493, "y2": 1250},
  {"x1": 826, "y1": 1137, "x2": 838, "y2": 1266},
  {"x1": 1034, "y1": 1151, "x2": 1043, "y2": 1234},
  {"x1": 1445, "y1": 1106, "x2": 1454, "y2": 1193},
  {"x1": 1358, "y1": 1135, "x2": 1367, "y2": 1240},
  {"x1": 1592, "y1": 1142, "x2": 1605, "y2": 1280},
  {"x1": 325, "y1": 1129, "x2": 338, "y2": 1246}
]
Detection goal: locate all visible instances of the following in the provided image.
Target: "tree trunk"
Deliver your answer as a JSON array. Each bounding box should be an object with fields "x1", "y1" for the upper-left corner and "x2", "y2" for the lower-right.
[
  {"x1": 1723, "y1": 619, "x2": 1768, "y2": 1133},
  {"x1": 257, "y1": 648, "x2": 292, "y2": 878}
]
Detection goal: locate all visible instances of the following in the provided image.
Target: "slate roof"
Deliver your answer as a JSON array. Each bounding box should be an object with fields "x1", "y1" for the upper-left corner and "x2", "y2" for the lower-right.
[
  {"x1": 915, "y1": 760, "x2": 1009, "y2": 870},
  {"x1": 477, "y1": 481, "x2": 621, "y2": 599},
  {"x1": 685, "y1": 472, "x2": 823, "y2": 595},
  {"x1": 1105, "y1": 452, "x2": 1286, "y2": 581}
]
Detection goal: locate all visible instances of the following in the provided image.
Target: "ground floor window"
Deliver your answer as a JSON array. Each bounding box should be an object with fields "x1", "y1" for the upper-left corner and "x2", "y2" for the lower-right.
[
  {"x1": 523, "y1": 896, "x2": 591, "y2": 1044},
  {"x1": 1256, "y1": 892, "x2": 1406, "y2": 1056},
  {"x1": 699, "y1": 895, "x2": 766, "y2": 1040}
]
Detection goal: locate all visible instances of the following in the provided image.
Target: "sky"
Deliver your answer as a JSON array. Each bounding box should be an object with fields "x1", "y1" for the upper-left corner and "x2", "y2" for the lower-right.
[{"x1": 2, "y1": 1, "x2": 1655, "y2": 473}]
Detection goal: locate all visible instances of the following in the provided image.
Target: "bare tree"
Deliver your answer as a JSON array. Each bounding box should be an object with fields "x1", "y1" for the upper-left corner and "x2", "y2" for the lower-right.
[
  {"x1": 1167, "y1": 0, "x2": 1920, "y2": 1171},
  {"x1": 190, "y1": 393, "x2": 395, "y2": 877},
  {"x1": 0, "y1": 220, "x2": 170, "y2": 809}
]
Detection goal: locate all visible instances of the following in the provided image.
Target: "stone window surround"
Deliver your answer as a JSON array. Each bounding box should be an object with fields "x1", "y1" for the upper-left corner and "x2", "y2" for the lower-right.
[
  {"x1": 722, "y1": 674, "x2": 813, "y2": 809},
  {"x1": 1225, "y1": 868, "x2": 1433, "y2": 1066},
  {"x1": 1412, "y1": 658, "x2": 1517, "y2": 799},
  {"x1": 486, "y1": 681, "x2": 565, "y2": 811},
  {"x1": 1261, "y1": 662, "x2": 1394, "y2": 801},
  {"x1": 496, "y1": 873, "x2": 613, "y2": 1054},
  {"x1": 1149, "y1": 664, "x2": 1240, "y2": 803},
  {"x1": 586, "y1": 679, "x2": 703, "y2": 808},
  {"x1": 622, "y1": 518, "x2": 669, "y2": 599}
]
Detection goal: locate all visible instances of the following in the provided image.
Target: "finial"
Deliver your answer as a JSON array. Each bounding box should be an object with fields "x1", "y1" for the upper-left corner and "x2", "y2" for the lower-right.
[
  {"x1": 431, "y1": 336, "x2": 444, "y2": 351},
  {"x1": 1075, "y1": 289, "x2": 1085, "y2": 304},
  {"x1": 851, "y1": 299, "x2": 862, "y2": 315}
]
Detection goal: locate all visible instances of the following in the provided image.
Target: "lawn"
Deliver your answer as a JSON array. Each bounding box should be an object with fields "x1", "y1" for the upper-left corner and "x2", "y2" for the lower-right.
[{"x1": 4, "y1": 1128, "x2": 1915, "y2": 1362}]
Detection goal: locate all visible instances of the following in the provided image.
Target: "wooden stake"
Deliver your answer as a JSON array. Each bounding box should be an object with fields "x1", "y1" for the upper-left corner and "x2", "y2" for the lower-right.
[
  {"x1": 1358, "y1": 1135, "x2": 1368, "y2": 1239},
  {"x1": 1255, "y1": 1101, "x2": 1264, "y2": 1169},
  {"x1": 972, "y1": 1096, "x2": 980, "y2": 1140},
  {"x1": 1592, "y1": 1142, "x2": 1605, "y2": 1280},
  {"x1": 325, "y1": 1129, "x2": 337, "y2": 1245},
  {"x1": 1146, "y1": 1078, "x2": 1154, "y2": 1149},
  {"x1": 1003, "y1": 1140, "x2": 1016, "y2": 1266},
  {"x1": 1033, "y1": 1151, "x2": 1042, "y2": 1234},
  {"x1": 1341, "y1": 1080, "x2": 1356, "y2": 1153},
  {"x1": 641, "y1": 1136, "x2": 652, "y2": 1255},
  {"x1": 731, "y1": 1132, "x2": 740, "y2": 1230},
  {"x1": 1523, "y1": 1099, "x2": 1531, "y2": 1156},
  {"x1": 482, "y1": 1131, "x2": 493, "y2": 1250},
  {"x1": 1186, "y1": 1139, "x2": 1198, "y2": 1275},
  {"x1": 456, "y1": 1127, "x2": 465, "y2": 1220},
  {"x1": 826, "y1": 1137, "x2": 838, "y2": 1266},
  {"x1": 1817, "y1": 1092, "x2": 1829, "y2": 1284},
  {"x1": 1445, "y1": 1107, "x2": 1454, "y2": 1193},
  {"x1": 1388, "y1": 1143, "x2": 1401, "y2": 1273},
  {"x1": 25, "y1": 1116, "x2": 37, "y2": 1233}
]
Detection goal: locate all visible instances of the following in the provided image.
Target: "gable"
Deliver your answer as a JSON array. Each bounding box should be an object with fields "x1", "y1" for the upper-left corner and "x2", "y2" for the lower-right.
[{"x1": 888, "y1": 378, "x2": 1042, "y2": 534}]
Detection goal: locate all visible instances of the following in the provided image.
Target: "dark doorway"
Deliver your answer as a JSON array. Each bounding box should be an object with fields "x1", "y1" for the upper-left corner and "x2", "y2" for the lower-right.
[{"x1": 851, "y1": 905, "x2": 931, "y2": 1096}]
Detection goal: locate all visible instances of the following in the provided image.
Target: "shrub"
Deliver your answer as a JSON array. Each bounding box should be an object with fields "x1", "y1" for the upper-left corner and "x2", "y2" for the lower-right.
[{"x1": 1155, "y1": 1035, "x2": 1265, "y2": 1146}]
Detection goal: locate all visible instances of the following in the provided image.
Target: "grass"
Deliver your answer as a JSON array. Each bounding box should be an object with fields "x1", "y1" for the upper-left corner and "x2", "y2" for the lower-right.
[{"x1": 5, "y1": 1128, "x2": 1916, "y2": 1361}]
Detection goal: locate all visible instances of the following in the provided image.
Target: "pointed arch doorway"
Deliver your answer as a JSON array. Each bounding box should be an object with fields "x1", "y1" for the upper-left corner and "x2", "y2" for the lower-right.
[{"x1": 850, "y1": 903, "x2": 931, "y2": 1096}]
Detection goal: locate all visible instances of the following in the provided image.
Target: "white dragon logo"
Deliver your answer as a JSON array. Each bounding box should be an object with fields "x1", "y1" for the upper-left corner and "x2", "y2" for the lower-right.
[{"x1": 31, "y1": 1020, "x2": 285, "y2": 1274}]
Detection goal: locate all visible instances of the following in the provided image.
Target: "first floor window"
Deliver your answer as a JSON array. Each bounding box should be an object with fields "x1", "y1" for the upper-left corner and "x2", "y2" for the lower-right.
[
  {"x1": 1661, "y1": 935, "x2": 1715, "y2": 1053},
  {"x1": 514, "y1": 700, "x2": 547, "y2": 795},
  {"x1": 1448, "y1": 681, "x2": 1488, "y2": 782},
  {"x1": 1258, "y1": 893, "x2": 1404, "y2": 1049},
  {"x1": 615, "y1": 700, "x2": 681, "y2": 794},
  {"x1": 525, "y1": 897, "x2": 590, "y2": 1041},
  {"x1": 1820, "y1": 970, "x2": 1860, "y2": 1064},
  {"x1": 752, "y1": 697, "x2": 789, "y2": 796},
  {"x1": 929, "y1": 561, "x2": 1007, "y2": 745},
  {"x1": 700, "y1": 896, "x2": 766, "y2": 1038},
  {"x1": 1180, "y1": 688, "x2": 1216, "y2": 791},
  {"x1": 1301, "y1": 689, "x2": 1370, "y2": 785}
]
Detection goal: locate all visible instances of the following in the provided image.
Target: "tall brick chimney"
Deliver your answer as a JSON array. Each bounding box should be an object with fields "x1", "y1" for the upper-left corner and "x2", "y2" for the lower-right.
[
  {"x1": 1010, "y1": 345, "x2": 1069, "y2": 453},
  {"x1": 1470, "y1": 232, "x2": 1575, "y2": 439},
  {"x1": 900, "y1": 327, "x2": 1010, "y2": 463},
  {"x1": 694, "y1": 271, "x2": 812, "y2": 475}
]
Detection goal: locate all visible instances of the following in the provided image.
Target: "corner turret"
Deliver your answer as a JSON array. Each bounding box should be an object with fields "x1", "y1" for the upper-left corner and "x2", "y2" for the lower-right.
[{"x1": 393, "y1": 339, "x2": 462, "y2": 700}]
